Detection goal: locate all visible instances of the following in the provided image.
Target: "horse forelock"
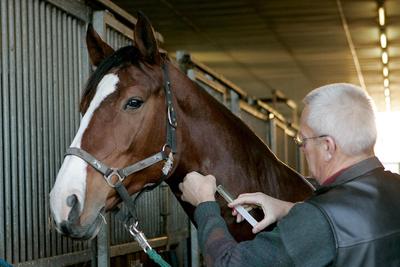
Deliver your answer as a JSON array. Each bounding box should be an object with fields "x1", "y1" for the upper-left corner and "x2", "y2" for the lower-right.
[{"x1": 80, "y1": 46, "x2": 143, "y2": 113}]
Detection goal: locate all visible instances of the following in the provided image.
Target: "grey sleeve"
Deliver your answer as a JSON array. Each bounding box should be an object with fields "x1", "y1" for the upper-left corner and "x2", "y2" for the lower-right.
[
  {"x1": 194, "y1": 201, "x2": 294, "y2": 267},
  {"x1": 278, "y1": 202, "x2": 336, "y2": 267}
]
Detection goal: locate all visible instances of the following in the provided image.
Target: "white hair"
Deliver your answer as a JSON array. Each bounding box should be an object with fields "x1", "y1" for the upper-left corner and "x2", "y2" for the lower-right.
[{"x1": 303, "y1": 83, "x2": 377, "y2": 156}]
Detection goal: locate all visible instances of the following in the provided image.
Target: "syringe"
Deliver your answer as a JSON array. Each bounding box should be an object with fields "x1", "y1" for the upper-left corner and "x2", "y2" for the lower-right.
[{"x1": 216, "y1": 185, "x2": 258, "y2": 227}]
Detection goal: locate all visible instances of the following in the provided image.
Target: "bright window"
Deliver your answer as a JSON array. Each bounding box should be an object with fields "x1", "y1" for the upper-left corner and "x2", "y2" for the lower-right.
[{"x1": 375, "y1": 112, "x2": 400, "y2": 174}]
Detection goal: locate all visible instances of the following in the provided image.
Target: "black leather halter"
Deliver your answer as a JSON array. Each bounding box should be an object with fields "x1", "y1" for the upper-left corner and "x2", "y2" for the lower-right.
[{"x1": 65, "y1": 62, "x2": 177, "y2": 223}]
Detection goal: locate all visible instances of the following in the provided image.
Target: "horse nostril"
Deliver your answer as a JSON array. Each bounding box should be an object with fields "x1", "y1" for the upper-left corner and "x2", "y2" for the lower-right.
[
  {"x1": 66, "y1": 194, "x2": 78, "y2": 207},
  {"x1": 66, "y1": 194, "x2": 81, "y2": 222}
]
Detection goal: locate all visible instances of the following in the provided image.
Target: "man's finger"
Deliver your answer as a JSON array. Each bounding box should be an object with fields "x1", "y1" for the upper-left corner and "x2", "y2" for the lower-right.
[
  {"x1": 232, "y1": 209, "x2": 237, "y2": 216},
  {"x1": 178, "y1": 182, "x2": 184, "y2": 192},
  {"x1": 236, "y1": 213, "x2": 244, "y2": 223},
  {"x1": 252, "y1": 216, "x2": 275, "y2": 234},
  {"x1": 229, "y1": 195, "x2": 258, "y2": 207}
]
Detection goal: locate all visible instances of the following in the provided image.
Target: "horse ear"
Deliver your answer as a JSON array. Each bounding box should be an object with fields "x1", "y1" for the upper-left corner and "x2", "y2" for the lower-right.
[
  {"x1": 134, "y1": 12, "x2": 160, "y2": 64},
  {"x1": 86, "y1": 24, "x2": 115, "y2": 66}
]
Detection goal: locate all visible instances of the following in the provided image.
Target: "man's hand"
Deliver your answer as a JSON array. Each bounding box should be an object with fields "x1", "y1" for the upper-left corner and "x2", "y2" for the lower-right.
[
  {"x1": 179, "y1": 171, "x2": 217, "y2": 206},
  {"x1": 228, "y1": 192, "x2": 295, "y2": 233}
]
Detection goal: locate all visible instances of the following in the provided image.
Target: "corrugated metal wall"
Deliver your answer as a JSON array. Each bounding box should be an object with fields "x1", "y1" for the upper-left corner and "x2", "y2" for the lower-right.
[
  {"x1": 1, "y1": 1, "x2": 189, "y2": 266},
  {"x1": 0, "y1": 0, "x2": 90, "y2": 264}
]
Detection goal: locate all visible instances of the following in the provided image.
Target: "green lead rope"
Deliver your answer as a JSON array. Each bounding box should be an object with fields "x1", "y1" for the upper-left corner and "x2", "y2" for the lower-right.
[{"x1": 147, "y1": 249, "x2": 171, "y2": 267}]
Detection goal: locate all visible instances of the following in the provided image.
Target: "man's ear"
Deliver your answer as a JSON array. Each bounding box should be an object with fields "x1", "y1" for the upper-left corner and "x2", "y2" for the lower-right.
[
  {"x1": 86, "y1": 23, "x2": 115, "y2": 66},
  {"x1": 324, "y1": 136, "x2": 336, "y2": 161},
  {"x1": 134, "y1": 11, "x2": 160, "y2": 64}
]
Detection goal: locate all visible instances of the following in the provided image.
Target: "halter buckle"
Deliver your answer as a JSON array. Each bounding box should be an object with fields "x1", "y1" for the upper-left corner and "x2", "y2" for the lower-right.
[
  {"x1": 104, "y1": 168, "x2": 124, "y2": 188},
  {"x1": 167, "y1": 105, "x2": 177, "y2": 128}
]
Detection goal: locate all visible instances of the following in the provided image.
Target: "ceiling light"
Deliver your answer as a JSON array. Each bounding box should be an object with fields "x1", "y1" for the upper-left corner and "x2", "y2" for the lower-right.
[
  {"x1": 379, "y1": 7, "x2": 385, "y2": 26},
  {"x1": 385, "y1": 96, "x2": 391, "y2": 112},
  {"x1": 380, "y1": 33, "x2": 387, "y2": 48},
  {"x1": 384, "y1": 88, "x2": 390, "y2": 97},
  {"x1": 382, "y1": 51, "x2": 389, "y2": 64},
  {"x1": 383, "y1": 66, "x2": 389, "y2": 77},
  {"x1": 384, "y1": 78, "x2": 389, "y2": 87}
]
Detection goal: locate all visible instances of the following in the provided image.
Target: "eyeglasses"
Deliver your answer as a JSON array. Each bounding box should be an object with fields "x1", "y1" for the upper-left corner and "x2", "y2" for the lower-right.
[{"x1": 294, "y1": 134, "x2": 328, "y2": 148}]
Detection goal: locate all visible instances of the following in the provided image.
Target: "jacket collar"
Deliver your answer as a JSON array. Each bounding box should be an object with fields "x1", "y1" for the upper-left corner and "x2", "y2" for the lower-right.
[{"x1": 315, "y1": 156, "x2": 384, "y2": 194}]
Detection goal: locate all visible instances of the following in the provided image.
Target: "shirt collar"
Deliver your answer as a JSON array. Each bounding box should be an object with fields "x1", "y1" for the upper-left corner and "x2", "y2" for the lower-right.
[{"x1": 321, "y1": 167, "x2": 349, "y2": 186}]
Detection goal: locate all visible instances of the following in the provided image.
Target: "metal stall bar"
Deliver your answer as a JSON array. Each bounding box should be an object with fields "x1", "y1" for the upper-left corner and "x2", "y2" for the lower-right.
[
  {"x1": 190, "y1": 57, "x2": 248, "y2": 98},
  {"x1": 93, "y1": 0, "x2": 164, "y2": 43},
  {"x1": 38, "y1": 1, "x2": 48, "y2": 259},
  {"x1": 9, "y1": 0, "x2": 20, "y2": 262},
  {"x1": 32, "y1": 0, "x2": 42, "y2": 260},
  {"x1": 177, "y1": 51, "x2": 271, "y2": 144},
  {"x1": 0, "y1": 0, "x2": 4, "y2": 259},
  {"x1": 15, "y1": 235, "x2": 182, "y2": 267},
  {"x1": 20, "y1": 0, "x2": 29, "y2": 261},
  {"x1": 0, "y1": 0, "x2": 4, "y2": 258},
  {"x1": 91, "y1": 11, "x2": 111, "y2": 267},
  {"x1": 27, "y1": 0, "x2": 37, "y2": 261},
  {"x1": 258, "y1": 100, "x2": 304, "y2": 172},
  {"x1": 239, "y1": 100, "x2": 270, "y2": 143},
  {"x1": 1, "y1": 0, "x2": 11, "y2": 261},
  {"x1": 176, "y1": 51, "x2": 245, "y2": 103}
]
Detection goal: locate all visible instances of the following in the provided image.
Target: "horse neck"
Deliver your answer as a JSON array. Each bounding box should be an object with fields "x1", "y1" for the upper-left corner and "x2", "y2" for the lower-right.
[{"x1": 168, "y1": 65, "x2": 311, "y2": 202}]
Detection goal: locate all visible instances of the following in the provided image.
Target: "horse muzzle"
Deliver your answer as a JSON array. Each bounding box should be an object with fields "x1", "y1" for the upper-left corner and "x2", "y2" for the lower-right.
[
  {"x1": 51, "y1": 193, "x2": 105, "y2": 240},
  {"x1": 56, "y1": 217, "x2": 103, "y2": 240}
]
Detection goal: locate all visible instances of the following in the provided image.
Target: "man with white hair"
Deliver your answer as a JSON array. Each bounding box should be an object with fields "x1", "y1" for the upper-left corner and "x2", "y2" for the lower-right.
[{"x1": 180, "y1": 83, "x2": 400, "y2": 266}]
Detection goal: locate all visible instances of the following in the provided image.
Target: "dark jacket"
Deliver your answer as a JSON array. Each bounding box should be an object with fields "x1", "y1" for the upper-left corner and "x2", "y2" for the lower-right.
[{"x1": 308, "y1": 157, "x2": 400, "y2": 267}]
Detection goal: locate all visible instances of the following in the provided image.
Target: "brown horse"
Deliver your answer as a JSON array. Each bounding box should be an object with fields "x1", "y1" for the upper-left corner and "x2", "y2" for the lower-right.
[{"x1": 49, "y1": 13, "x2": 313, "y2": 242}]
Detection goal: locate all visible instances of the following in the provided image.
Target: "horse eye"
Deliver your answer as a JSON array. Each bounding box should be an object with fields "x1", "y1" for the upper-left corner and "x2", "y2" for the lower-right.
[{"x1": 124, "y1": 98, "x2": 143, "y2": 110}]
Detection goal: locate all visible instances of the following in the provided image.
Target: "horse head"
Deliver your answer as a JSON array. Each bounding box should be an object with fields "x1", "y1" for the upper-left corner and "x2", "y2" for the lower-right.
[{"x1": 50, "y1": 13, "x2": 177, "y2": 239}]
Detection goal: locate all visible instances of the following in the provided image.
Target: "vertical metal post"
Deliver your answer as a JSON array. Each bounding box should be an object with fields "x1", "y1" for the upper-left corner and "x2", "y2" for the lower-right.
[
  {"x1": 230, "y1": 90, "x2": 240, "y2": 116},
  {"x1": 284, "y1": 129, "x2": 289, "y2": 164},
  {"x1": 190, "y1": 223, "x2": 199, "y2": 267},
  {"x1": 91, "y1": 10, "x2": 110, "y2": 267},
  {"x1": 160, "y1": 182, "x2": 171, "y2": 249},
  {"x1": 91, "y1": 238, "x2": 98, "y2": 267},
  {"x1": 97, "y1": 222, "x2": 110, "y2": 267},
  {"x1": 93, "y1": 11, "x2": 106, "y2": 38},
  {"x1": 176, "y1": 50, "x2": 191, "y2": 74},
  {"x1": 0, "y1": 0, "x2": 10, "y2": 261},
  {"x1": 269, "y1": 119, "x2": 277, "y2": 155}
]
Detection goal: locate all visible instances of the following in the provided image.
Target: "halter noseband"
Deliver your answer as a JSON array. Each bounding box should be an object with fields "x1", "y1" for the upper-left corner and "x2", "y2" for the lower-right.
[{"x1": 64, "y1": 62, "x2": 177, "y2": 224}]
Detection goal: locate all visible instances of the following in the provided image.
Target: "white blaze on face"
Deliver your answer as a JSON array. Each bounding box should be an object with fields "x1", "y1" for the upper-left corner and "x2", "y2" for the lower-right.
[{"x1": 50, "y1": 73, "x2": 119, "y2": 224}]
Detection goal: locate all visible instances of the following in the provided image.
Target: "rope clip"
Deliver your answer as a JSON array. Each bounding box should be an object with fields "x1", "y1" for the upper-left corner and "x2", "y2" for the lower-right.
[{"x1": 126, "y1": 222, "x2": 152, "y2": 252}]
